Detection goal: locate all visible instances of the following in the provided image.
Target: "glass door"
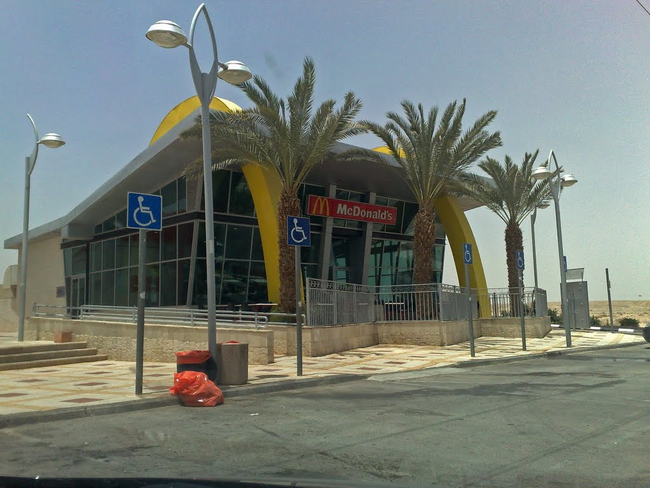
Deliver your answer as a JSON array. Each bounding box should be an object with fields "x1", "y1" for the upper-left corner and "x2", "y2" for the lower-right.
[{"x1": 69, "y1": 276, "x2": 85, "y2": 318}]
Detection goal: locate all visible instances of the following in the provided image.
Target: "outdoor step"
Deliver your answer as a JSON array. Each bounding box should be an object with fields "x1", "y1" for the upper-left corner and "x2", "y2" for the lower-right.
[
  {"x1": 0, "y1": 341, "x2": 88, "y2": 356},
  {"x1": 0, "y1": 348, "x2": 100, "y2": 364},
  {"x1": 0, "y1": 355, "x2": 110, "y2": 371}
]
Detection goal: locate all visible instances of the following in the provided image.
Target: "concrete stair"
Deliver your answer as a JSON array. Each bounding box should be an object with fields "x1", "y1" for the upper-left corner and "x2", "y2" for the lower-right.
[{"x1": 0, "y1": 341, "x2": 109, "y2": 371}]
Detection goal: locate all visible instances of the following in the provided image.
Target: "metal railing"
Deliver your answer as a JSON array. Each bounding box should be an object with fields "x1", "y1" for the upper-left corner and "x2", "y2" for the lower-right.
[
  {"x1": 306, "y1": 278, "x2": 548, "y2": 326},
  {"x1": 306, "y1": 278, "x2": 375, "y2": 326}
]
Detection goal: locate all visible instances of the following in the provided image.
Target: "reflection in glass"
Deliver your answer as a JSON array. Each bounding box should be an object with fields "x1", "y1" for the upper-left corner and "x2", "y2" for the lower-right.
[
  {"x1": 146, "y1": 264, "x2": 160, "y2": 307},
  {"x1": 247, "y1": 261, "x2": 268, "y2": 303},
  {"x1": 178, "y1": 178, "x2": 187, "y2": 213},
  {"x1": 222, "y1": 261, "x2": 249, "y2": 306},
  {"x1": 225, "y1": 225, "x2": 252, "y2": 260}
]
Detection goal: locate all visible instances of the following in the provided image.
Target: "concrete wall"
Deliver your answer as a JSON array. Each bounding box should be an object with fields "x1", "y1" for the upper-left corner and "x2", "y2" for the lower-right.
[
  {"x1": 18, "y1": 236, "x2": 65, "y2": 318},
  {"x1": 377, "y1": 320, "x2": 481, "y2": 346},
  {"x1": 270, "y1": 323, "x2": 378, "y2": 357},
  {"x1": 479, "y1": 316, "x2": 551, "y2": 338},
  {"x1": 27, "y1": 317, "x2": 274, "y2": 365},
  {"x1": 0, "y1": 288, "x2": 18, "y2": 332}
]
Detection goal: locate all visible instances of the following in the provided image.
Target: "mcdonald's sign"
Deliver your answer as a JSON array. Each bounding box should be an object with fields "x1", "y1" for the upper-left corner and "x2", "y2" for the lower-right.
[{"x1": 307, "y1": 195, "x2": 397, "y2": 225}]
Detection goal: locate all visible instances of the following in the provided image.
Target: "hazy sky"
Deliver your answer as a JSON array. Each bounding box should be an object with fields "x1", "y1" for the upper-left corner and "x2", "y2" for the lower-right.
[{"x1": 1, "y1": 1, "x2": 648, "y2": 301}]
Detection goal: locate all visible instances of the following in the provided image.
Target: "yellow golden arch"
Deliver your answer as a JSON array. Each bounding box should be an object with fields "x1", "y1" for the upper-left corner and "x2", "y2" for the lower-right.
[{"x1": 150, "y1": 97, "x2": 490, "y2": 317}]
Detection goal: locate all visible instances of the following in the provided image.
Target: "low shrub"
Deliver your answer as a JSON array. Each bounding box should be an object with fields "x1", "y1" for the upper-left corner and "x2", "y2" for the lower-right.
[
  {"x1": 618, "y1": 317, "x2": 640, "y2": 328},
  {"x1": 548, "y1": 308, "x2": 562, "y2": 324},
  {"x1": 590, "y1": 315, "x2": 602, "y2": 327}
]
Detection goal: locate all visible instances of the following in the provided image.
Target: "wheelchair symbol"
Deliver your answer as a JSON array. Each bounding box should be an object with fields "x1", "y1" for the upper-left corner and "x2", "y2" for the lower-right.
[
  {"x1": 133, "y1": 196, "x2": 157, "y2": 227},
  {"x1": 516, "y1": 251, "x2": 525, "y2": 270},
  {"x1": 463, "y1": 243, "x2": 472, "y2": 264},
  {"x1": 290, "y1": 218, "x2": 307, "y2": 244}
]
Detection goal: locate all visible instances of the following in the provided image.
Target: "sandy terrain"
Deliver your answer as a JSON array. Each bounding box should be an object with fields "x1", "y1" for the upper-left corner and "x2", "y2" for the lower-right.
[{"x1": 547, "y1": 300, "x2": 650, "y2": 327}]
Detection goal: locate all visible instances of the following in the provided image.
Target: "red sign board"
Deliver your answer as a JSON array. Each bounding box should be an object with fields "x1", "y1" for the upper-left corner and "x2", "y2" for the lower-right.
[{"x1": 307, "y1": 195, "x2": 397, "y2": 225}]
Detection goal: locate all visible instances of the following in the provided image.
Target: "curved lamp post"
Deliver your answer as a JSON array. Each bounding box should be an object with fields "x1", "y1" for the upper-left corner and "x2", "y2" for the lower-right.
[
  {"x1": 146, "y1": 4, "x2": 251, "y2": 362},
  {"x1": 18, "y1": 114, "x2": 65, "y2": 341},
  {"x1": 530, "y1": 199, "x2": 549, "y2": 315},
  {"x1": 532, "y1": 150, "x2": 578, "y2": 347}
]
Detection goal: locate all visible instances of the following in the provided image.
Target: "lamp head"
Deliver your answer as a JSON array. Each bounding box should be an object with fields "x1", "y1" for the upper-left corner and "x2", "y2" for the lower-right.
[
  {"x1": 561, "y1": 173, "x2": 578, "y2": 187},
  {"x1": 218, "y1": 60, "x2": 252, "y2": 85},
  {"x1": 531, "y1": 165, "x2": 551, "y2": 181},
  {"x1": 38, "y1": 133, "x2": 65, "y2": 149},
  {"x1": 537, "y1": 200, "x2": 550, "y2": 209},
  {"x1": 146, "y1": 20, "x2": 187, "y2": 48}
]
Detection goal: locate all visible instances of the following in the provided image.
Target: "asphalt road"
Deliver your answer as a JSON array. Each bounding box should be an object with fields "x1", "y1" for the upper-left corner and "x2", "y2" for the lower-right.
[{"x1": 1, "y1": 344, "x2": 648, "y2": 487}]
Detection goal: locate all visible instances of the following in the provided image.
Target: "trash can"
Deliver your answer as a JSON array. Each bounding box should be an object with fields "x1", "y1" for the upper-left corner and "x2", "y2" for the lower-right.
[
  {"x1": 175, "y1": 350, "x2": 217, "y2": 383},
  {"x1": 643, "y1": 324, "x2": 650, "y2": 343},
  {"x1": 216, "y1": 341, "x2": 248, "y2": 385}
]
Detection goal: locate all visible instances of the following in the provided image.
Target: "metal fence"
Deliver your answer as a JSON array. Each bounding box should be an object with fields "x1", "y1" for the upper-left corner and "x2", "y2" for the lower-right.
[
  {"x1": 305, "y1": 278, "x2": 547, "y2": 326},
  {"x1": 305, "y1": 279, "x2": 375, "y2": 326}
]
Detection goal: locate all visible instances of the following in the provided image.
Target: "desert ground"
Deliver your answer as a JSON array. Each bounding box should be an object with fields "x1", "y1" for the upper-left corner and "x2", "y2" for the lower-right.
[{"x1": 547, "y1": 300, "x2": 650, "y2": 327}]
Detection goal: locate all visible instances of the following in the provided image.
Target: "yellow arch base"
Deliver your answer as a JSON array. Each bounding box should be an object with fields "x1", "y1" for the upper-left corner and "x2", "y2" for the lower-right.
[
  {"x1": 149, "y1": 96, "x2": 284, "y2": 304},
  {"x1": 434, "y1": 195, "x2": 491, "y2": 318}
]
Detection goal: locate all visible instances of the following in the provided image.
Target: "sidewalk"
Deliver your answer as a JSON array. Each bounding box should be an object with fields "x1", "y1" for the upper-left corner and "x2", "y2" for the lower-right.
[{"x1": 0, "y1": 329, "x2": 643, "y2": 418}]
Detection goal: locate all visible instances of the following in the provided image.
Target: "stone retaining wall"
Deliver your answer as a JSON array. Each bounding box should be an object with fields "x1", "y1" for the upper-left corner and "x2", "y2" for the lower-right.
[{"x1": 26, "y1": 317, "x2": 274, "y2": 364}]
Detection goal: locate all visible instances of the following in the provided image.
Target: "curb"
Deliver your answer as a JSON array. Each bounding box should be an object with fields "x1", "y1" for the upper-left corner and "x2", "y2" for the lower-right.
[
  {"x1": 0, "y1": 373, "x2": 363, "y2": 430},
  {"x1": 454, "y1": 340, "x2": 645, "y2": 368}
]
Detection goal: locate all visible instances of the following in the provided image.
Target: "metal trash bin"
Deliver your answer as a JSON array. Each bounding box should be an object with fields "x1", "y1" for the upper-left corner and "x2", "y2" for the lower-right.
[
  {"x1": 216, "y1": 341, "x2": 248, "y2": 385},
  {"x1": 175, "y1": 350, "x2": 217, "y2": 383}
]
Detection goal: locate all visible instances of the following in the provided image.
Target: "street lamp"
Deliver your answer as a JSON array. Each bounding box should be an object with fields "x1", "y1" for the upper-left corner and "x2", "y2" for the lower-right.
[
  {"x1": 146, "y1": 4, "x2": 251, "y2": 362},
  {"x1": 532, "y1": 150, "x2": 578, "y2": 347},
  {"x1": 18, "y1": 114, "x2": 66, "y2": 342},
  {"x1": 530, "y1": 200, "x2": 549, "y2": 317}
]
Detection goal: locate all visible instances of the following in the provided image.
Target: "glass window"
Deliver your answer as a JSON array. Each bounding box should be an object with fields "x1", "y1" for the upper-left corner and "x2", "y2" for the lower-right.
[
  {"x1": 193, "y1": 258, "x2": 207, "y2": 308},
  {"x1": 222, "y1": 261, "x2": 249, "y2": 306},
  {"x1": 71, "y1": 246, "x2": 87, "y2": 276},
  {"x1": 434, "y1": 245, "x2": 444, "y2": 272},
  {"x1": 215, "y1": 223, "x2": 226, "y2": 262},
  {"x1": 197, "y1": 222, "x2": 206, "y2": 258},
  {"x1": 146, "y1": 230, "x2": 160, "y2": 264},
  {"x1": 229, "y1": 172, "x2": 255, "y2": 216},
  {"x1": 94, "y1": 224, "x2": 102, "y2": 235},
  {"x1": 212, "y1": 170, "x2": 230, "y2": 213},
  {"x1": 115, "y1": 268, "x2": 129, "y2": 306},
  {"x1": 129, "y1": 267, "x2": 138, "y2": 306},
  {"x1": 116, "y1": 236, "x2": 129, "y2": 268},
  {"x1": 129, "y1": 233, "x2": 139, "y2": 267},
  {"x1": 225, "y1": 225, "x2": 252, "y2": 260},
  {"x1": 115, "y1": 210, "x2": 127, "y2": 230},
  {"x1": 301, "y1": 232, "x2": 320, "y2": 264},
  {"x1": 178, "y1": 259, "x2": 190, "y2": 306},
  {"x1": 247, "y1": 261, "x2": 268, "y2": 303},
  {"x1": 251, "y1": 227, "x2": 264, "y2": 261},
  {"x1": 102, "y1": 240, "x2": 115, "y2": 270},
  {"x1": 178, "y1": 222, "x2": 193, "y2": 259},
  {"x1": 160, "y1": 261, "x2": 177, "y2": 306},
  {"x1": 178, "y1": 177, "x2": 187, "y2": 213},
  {"x1": 102, "y1": 216, "x2": 115, "y2": 233},
  {"x1": 385, "y1": 200, "x2": 404, "y2": 233},
  {"x1": 402, "y1": 202, "x2": 418, "y2": 235},
  {"x1": 63, "y1": 249, "x2": 72, "y2": 276},
  {"x1": 398, "y1": 241, "x2": 414, "y2": 269},
  {"x1": 91, "y1": 242, "x2": 102, "y2": 272},
  {"x1": 146, "y1": 264, "x2": 160, "y2": 307},
  {"x1": 161, "y1": 226, "x2": 177, "y2": 261},
  {"x1": 101, "y1": 271, "x2": 114, "y2": 306},
  {"x1": 90, "y1": 273, "x2": 101, "y2": 304},
  {"x1": 161, "y1": 181, "x2": 177, "y2": 217}
]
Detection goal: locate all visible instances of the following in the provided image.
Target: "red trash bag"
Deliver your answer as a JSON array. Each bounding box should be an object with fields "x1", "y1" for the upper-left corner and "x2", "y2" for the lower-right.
[
  {"x1": 175, "y1": 350, "x2": 212, "y2": 365},
  {"x1": 169, "y1": 371, "x2": 224, "y2": 407}
]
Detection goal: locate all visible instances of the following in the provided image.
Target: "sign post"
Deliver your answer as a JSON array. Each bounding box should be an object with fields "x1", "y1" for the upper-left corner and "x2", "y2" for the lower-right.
[
  {"x1": 516, "y1": 250, "x2": 527, "y2": 351},
  {"x1": 287, "y1": 216, "x2": 311, "y2": 376},
  {"x1": 605, "y1": 268, "x2": 614, "y2": 331},
  {"x1": 463, "y1": 243, "x2": 475, "y2": 357},
  {"x1": 127, "y1": 192, "x2": 162, "y2": 394}
]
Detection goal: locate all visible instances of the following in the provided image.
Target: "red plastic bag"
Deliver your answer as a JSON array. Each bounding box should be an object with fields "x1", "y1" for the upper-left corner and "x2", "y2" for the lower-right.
[
  {"x1": 175, "y1": 350, "x2": 212, "y2": 365},
  {"x1": 169, "y1": 371, "x2": 224, "y2": 407}
]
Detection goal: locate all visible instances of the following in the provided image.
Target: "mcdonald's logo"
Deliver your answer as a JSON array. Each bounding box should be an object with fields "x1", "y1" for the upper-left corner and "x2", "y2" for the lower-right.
[{"x1": 308, "y1": 195, "x2": 331, "y2": 216}]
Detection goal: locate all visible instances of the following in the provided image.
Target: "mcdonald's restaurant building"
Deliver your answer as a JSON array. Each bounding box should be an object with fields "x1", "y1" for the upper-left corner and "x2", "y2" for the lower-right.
[{"x1": 3, "y1": 97, "x2": 489, "y2": 317}]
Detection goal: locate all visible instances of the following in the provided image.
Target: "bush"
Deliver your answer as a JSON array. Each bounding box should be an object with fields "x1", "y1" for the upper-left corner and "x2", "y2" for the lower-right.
[
  {"x1": 590, "y1": 315, "x2": 602, "y2": 327},
  {"x1": 548, "y1": 308, "x2": 562, "y2": 324},
  {"x1": 618, "y1": 317, "x2": 640, "y2": 328}
]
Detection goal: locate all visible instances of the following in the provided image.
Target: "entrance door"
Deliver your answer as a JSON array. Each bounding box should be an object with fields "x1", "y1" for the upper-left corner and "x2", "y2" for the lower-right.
[{"x1": 69, "y1": 276, "x2": 85, "y2": 318}]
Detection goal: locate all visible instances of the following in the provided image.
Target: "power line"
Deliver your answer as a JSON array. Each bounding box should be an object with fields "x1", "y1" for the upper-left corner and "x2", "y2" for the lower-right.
[{"x1": 636, "y1": 0, "x2": 650, "y2": 17}]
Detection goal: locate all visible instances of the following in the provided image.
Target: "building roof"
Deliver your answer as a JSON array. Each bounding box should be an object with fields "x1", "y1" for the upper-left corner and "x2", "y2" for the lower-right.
[{"x1": 4, "y1": 102, "x2": 486, "y2": 250}]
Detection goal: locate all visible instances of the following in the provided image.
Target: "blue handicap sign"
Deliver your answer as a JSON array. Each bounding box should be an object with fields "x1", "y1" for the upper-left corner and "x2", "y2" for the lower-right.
[
  {"x1": 287, "y1": 216, "x2": 311, "y2": 247},
  {"x1": 463, "y1": 243, "x2": 473, "y2": 265},
  {"x1": 516, "y1": 250, "x2": 525, "y2": 270},
  {"x1": 127, "y1": 192, "x2": 162, "y2": 231}
]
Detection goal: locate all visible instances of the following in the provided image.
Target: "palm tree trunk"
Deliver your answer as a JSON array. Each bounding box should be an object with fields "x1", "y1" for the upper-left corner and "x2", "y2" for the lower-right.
[
  {"x1": 505, "y1": 221, "x2": 523, "y2": 316},
  {"x1": 413, "y1": 207, "x2": 436, "y2": 284},
  {"x1": 278, "y1": 189, "x2": 301, "y2": 313}
]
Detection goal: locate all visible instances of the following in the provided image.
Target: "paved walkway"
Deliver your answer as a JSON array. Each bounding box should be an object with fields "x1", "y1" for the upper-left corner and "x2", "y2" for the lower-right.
[{"x1": 0, "y1": 329, "x2": 643, "y2": 417}]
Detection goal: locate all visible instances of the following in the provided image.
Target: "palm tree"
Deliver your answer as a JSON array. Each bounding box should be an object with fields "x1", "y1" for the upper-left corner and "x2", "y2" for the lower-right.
[
  {"x1": 456, "y1": 151, "x2": 551, "y2": 296},
  {"x1": 180, "y1": 57, "x2": 364, "y2": 312},
  {"x1": 343, "y1": 100, "x2": 501, "y2": 287}
]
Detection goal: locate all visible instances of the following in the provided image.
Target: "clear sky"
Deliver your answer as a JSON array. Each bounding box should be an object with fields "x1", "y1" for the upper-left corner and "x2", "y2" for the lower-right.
[{"x1": 1, "y1": 0, "x2": 648, "y2": 301}]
